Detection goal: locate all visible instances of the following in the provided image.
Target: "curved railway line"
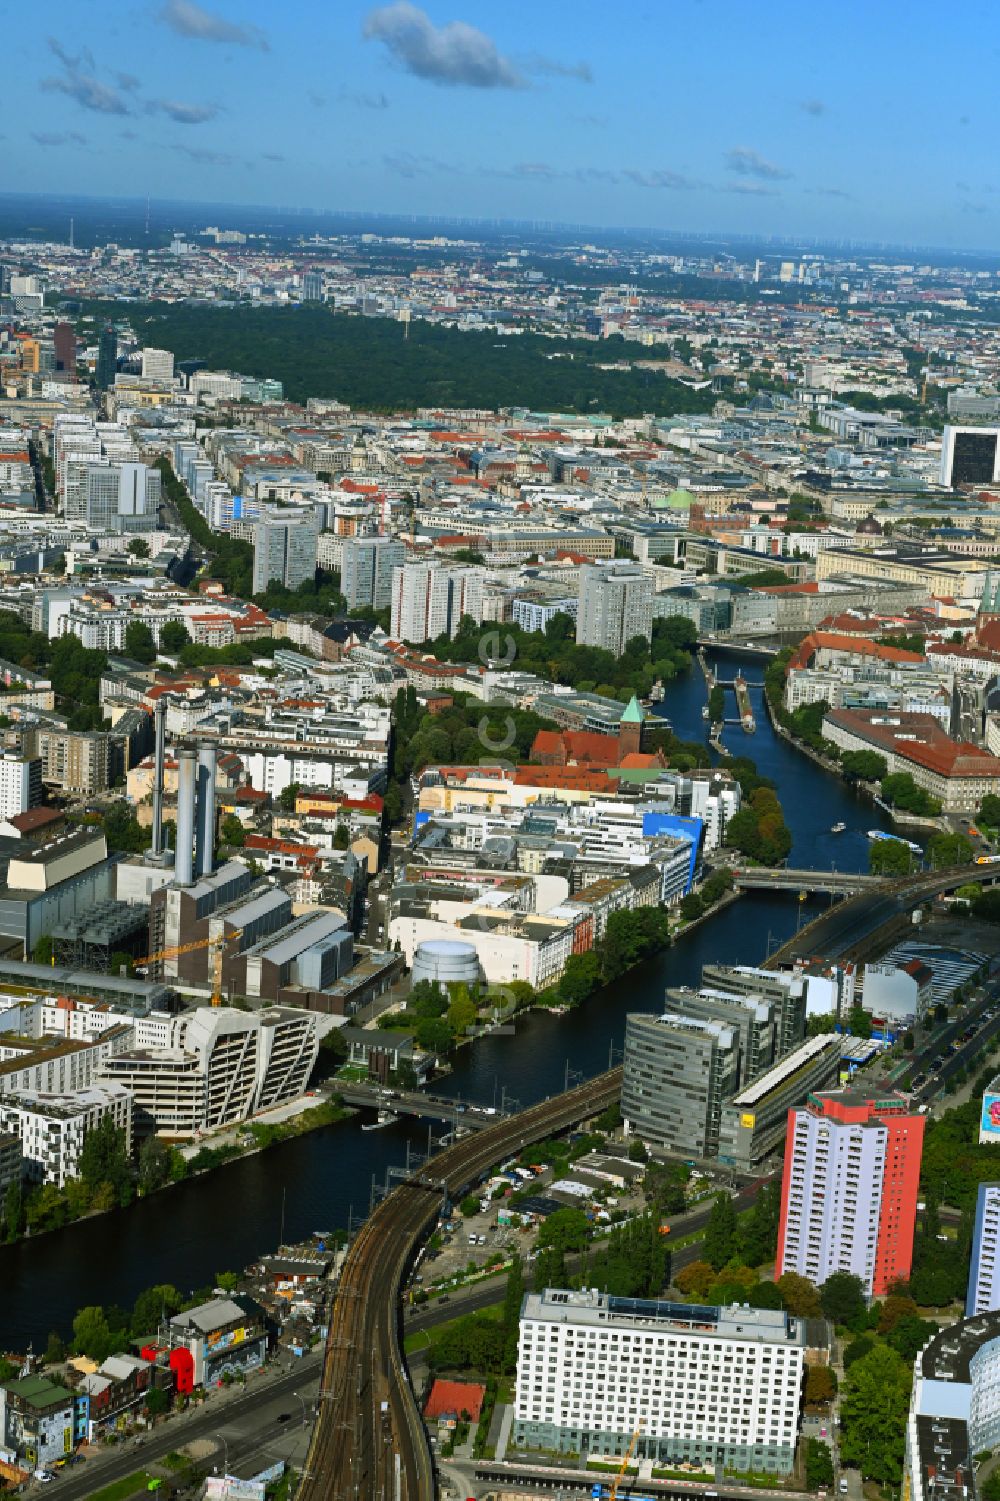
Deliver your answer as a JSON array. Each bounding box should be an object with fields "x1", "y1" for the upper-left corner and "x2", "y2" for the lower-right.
[
  {"x1": 298, "y1": 859, "x2": 1000, "y2": 1499},
  {"x1": 298, "y1": 1067, "x2": 622, "y2": 1500}
]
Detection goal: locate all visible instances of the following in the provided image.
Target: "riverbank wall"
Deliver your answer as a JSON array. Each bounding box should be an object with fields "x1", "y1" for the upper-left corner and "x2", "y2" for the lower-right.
[{"x1": 761, "y1": 681, "x2": 946, "y2": 836}]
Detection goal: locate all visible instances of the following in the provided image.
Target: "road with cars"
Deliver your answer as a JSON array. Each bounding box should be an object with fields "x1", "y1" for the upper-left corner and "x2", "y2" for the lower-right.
[
  {"x1": 41, "y1": 1357, "x2": 323, "y2": 1501},
  {"x1": 863, "y1": 983, "x2": 1000, "y2": 1106}
]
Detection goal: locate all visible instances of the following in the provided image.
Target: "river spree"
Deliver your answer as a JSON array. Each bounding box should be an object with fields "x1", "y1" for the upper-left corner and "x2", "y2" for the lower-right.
[{"x1": 0, "y1": 650, "x2": 899, "y2": 1347}]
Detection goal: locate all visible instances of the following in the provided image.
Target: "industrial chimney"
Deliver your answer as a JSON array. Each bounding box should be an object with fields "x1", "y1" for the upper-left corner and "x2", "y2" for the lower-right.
[
  {"x1": 150, "y1": 700, "x2": 167, "y2": 858},
  {"x1": 174, "y1": 747, "x2": 197, "y2": 886},
  {"x1": 195, "y1": 744, "x2": 217, "y2": 878}
]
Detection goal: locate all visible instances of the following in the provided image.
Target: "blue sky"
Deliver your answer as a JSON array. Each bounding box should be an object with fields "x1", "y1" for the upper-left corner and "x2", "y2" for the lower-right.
[{"x1": 5, "y1": 0, "x2": 999, "y2": 248}]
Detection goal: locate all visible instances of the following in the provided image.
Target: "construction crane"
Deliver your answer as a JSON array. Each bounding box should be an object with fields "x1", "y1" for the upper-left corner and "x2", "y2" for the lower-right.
[
  {"x1": 592, "y1": 1420, "x2": 643, "y2": 1501},
  {"x1": 134, "y1": 928, "x2": 243, "y2": 1007}
]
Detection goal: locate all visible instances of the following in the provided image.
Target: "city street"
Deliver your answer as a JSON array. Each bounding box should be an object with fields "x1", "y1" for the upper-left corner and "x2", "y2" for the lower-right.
[{"x1": 47, "y1": 1358, "x2": 321, "y2": 1501}]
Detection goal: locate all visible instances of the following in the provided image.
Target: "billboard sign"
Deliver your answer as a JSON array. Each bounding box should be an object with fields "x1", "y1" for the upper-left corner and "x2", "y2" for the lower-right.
[{"x1": 980, "y1": 1091, "x2": 1000, "y2": 1143}]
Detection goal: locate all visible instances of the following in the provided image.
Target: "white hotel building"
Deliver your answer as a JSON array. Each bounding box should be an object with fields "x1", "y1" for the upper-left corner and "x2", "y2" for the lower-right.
[{"x1": 514, "y1": 1290, "x2": 806, "y2": 1474}]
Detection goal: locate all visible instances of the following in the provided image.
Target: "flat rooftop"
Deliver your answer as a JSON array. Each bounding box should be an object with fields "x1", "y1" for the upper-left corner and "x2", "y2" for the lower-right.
[
  {"x1": 729, "y1": 1033, "x2": 839, "y2": 1108},
  {"x1": 522, "y1": 1288, "x2": 805, "y2": 1346}
]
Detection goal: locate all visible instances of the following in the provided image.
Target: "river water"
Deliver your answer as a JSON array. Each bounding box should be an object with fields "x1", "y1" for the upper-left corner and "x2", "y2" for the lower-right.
[{"x1": 0, "y1": 651, "x2": 901, "y2": 1348}]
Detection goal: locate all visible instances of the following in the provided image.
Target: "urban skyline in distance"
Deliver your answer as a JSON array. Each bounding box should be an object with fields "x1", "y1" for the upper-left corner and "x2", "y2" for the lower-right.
[{"x1": 8, "y1": 0, "x2": 1000, "y2": 250}]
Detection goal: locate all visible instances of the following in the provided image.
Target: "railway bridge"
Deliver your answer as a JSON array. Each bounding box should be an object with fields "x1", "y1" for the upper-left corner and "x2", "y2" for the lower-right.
[{"x1": 297, "y1": 1068, "x2": 622, "y2": 1501}]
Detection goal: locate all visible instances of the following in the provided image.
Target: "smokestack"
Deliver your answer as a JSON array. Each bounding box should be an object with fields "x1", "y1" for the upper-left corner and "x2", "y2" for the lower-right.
[
  {"x1": 151, "y1": 701, "x2": 167, "y2": 858},
  {"x1": 195, "y1": 743, "x2": 217, "y2": 878},
  {"x1": 174, "y1": 747, "x2": 197, "y2": 886}
]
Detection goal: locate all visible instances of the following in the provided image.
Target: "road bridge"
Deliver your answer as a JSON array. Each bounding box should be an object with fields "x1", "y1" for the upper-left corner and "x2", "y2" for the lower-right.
[
  {"x1": 336, "y1": 1081, "x2": 502, "y2": 1130},
  {"x1": 766, "y1": 862, "x2": 1000, "y2": 969},
  {"x1": 730, "y1": 867, "x2": 883, "y2": 895},
  {"x1": 696, "y1": 637, "x2": 780, "y2": 658},
  {"x1": 297, "y1": 1068, "x2": 623, "y2": 1501}
]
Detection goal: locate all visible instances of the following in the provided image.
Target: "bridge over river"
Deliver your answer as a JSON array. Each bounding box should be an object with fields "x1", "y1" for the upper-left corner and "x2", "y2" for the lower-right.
[{"x1": 727, "y1": 866, "x2": 884, "y2": 896}]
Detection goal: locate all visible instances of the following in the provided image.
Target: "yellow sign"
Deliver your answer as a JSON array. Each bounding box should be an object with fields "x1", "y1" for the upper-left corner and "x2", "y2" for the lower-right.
[
  {"x1": 741, "y1": 1113, "x2": 756, "y2": 1129},
  {"x1": 64, "y1": 1428, "x2": 72, "y2": 1454}
]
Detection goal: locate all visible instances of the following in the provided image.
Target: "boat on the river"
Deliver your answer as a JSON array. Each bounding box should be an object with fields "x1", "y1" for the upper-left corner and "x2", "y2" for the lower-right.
[
  {"x1": 830, "y1": 821, "x2": 846, "y2": 833},
  {"x1": 868, "y1": 829, "x2": 922, "y2": 854},
  {"x1": 701, "y1": 705, "x2": 710, "y2": 720},
  {"x1": 361, "y1": 1108, "x2": 399, "y2": 1131}
]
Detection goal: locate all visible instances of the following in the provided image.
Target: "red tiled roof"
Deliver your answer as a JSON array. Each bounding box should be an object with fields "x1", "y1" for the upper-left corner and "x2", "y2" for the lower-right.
[
  {"x1": 5, "y1": 807, "x2": 62, "y2": 833},
  {"x1": 825, "y1": 708, "x2": 1000, "y2": 780},
  {"x1": 788, "y1": 630, "x2": 924, "y2": 673},
  {"x1": 513, "y1": 766, "x2": 611, "y2": 791}
]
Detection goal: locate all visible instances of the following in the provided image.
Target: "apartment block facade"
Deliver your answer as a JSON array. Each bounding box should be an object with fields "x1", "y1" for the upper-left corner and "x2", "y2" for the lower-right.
[
  {"x1": 0, "y1": 1083, "x2": 133, "y2": 1188},
  {"x1": 341, "y1": 536, "x2": 405, "y2": 611},
  {"x1": 776, "y1": 1089, "x2": 924, "y2": 1296},
  {"x1": 514, "y1": 1289, "x2": 805, "y2": 1474},
  {"x1": 576, "y1": 563, "x2": 653, "y2": 654},
  {"x1": 99, "y1": 1005, "x2": 318, "y2": 1138},
  {"x1": 968, "y1": 1182, "x2": 1000, "y2": 1316}
]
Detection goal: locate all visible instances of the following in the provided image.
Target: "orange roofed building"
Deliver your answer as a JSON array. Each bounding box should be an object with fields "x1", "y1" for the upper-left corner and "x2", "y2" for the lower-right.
[{"x1": 822, "y1": 706, "x2": 1000, "y2": 812}]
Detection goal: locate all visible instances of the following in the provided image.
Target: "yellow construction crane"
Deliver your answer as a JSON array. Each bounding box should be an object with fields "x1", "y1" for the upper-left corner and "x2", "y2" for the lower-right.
[
  {"x1": 608, "y1": 1420, "x2": 644, "y2": 1501},
  {"x1": 134, "y1": 928, "x2": 243, "y2": 1007}
]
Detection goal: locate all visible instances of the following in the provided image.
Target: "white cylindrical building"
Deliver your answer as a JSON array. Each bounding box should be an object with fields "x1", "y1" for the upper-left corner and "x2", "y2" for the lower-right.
[{"x1": 411, "y1": 939, "x2": 480, "y2": 989}]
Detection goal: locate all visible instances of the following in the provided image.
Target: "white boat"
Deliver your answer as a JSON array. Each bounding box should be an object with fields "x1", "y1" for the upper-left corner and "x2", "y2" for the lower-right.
[
  {"x1": 701, "y1": 705, "x2": 710, "y2": 720},
  {"x1": 868, "y1": 829, "x2": 922, "y2": 854},
  {"x1": 361, "y1": 1108, "x2": 399, "y2": 1131},
  {"x1": 830, "y1": 822, "x2": 846, "y2": 834}
]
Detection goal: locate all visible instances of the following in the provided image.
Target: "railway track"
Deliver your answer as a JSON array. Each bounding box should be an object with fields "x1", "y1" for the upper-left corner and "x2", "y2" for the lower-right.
[
  {"x1": 766, "y1": 862, "x2": 1000, "y2": 968},
  {"x1": 297, "y1": 1067, "x2": 623, "y2": 1501}
]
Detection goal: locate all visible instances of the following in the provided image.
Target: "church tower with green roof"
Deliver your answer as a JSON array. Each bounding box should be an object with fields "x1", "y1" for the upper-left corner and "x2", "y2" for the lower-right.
[
  {"x1": 617, "y1": 694, "x2": 646, "y2": 760},
  {"x1": 980, "y1": 569, "x2": 1000, "y2": 621}
]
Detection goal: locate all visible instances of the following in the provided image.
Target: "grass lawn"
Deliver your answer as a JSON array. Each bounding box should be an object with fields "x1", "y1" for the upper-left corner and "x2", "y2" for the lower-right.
[
  {"x1": 86, "y1": 1473, "x2": 158, "y2": 1501},
  {"x1": 403, "y1": 1306, "x2": 503, "y2": 1360}
]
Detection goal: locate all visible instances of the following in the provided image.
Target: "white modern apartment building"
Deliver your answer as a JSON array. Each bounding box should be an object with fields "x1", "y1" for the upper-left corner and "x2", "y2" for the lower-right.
[
  {"x1": 514, "y1": 1289, "x2": 805, "y2": 1474},
  {"x1": 906, "y1": 1313, "x2": 1000, "y2": 1501},
  {"x1": 576, "y1": 563, "x2": 653, "y2": 654},
  {"x1": 0, "y1": 751, "x2": 40, "y2": 822},
  {"x1": 99, "y1": 1005, "x2": 318, "y2": 1138},
  {"x1": 0, "y1": 1024, "x2": 133, "y2": 1098},
  {"x1": 389, "y1": 560, "x2": 484, "y2": 643},
  {"x1": 0, "y1": 1082, "x2": 132, "y2": 1187},
  {"x1": 968, "y1": 1183, "x2": 1000, "y2": 1316}
]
